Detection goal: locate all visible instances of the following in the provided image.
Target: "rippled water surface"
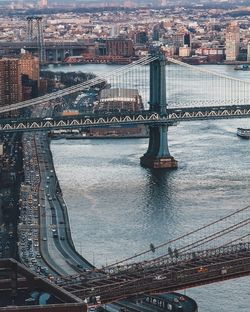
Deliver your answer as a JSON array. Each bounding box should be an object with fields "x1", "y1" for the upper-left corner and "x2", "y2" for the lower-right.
[{"x1": 50, "y1": 64, "x2": 250, "y2": 311}]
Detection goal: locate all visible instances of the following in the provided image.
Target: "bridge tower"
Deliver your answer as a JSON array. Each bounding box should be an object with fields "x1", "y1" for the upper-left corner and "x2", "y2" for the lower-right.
[
  {"x1": 35, "y1": 16, "x2": 46, "y2": 64},
  {"x1": 27, "y1": 17, "x2": 33, "y2": 42},
  {"x1": 140, "y1": 54, "x2": 178, "y2": 169},
  {"x1": 26, "y1": 16, "x2": 46, "y2": 64}
]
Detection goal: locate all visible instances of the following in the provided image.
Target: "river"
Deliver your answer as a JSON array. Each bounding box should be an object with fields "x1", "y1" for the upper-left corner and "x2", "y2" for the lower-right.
[{"x1": 49, "y1": 63, "x2": 250, "y2": 311}]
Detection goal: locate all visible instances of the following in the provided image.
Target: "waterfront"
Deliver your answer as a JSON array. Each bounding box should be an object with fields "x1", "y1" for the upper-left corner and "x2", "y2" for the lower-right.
[{"x1": 49, "y1": 64, "x2": 250, "y2": 311}]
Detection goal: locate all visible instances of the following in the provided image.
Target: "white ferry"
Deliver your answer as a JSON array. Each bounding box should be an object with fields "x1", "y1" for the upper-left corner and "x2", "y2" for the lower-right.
[{"x1": 237, "y1": 128, "x2": 250, "y2": 139}]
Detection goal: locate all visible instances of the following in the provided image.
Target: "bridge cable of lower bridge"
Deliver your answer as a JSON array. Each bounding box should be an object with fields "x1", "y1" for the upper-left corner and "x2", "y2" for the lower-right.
[
  {"x1": 62, "y1": 226, "x2": 250, "y2": 301},
  {"x1": 0, "y1": 55, "x2": 157, "y2": 114},
  {"x1": 60, "y1": 204, "x2": 250, "y2": 284},
  {"x1": 97, "y1": 213, "x2": 250, "y2": 277},
  {"x1": 98, "y1": 204, "x2": 250, "y2": 270}
]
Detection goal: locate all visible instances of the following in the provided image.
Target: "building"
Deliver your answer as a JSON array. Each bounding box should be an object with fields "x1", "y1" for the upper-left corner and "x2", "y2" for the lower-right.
[
  {"x1": 20, "y1": 52, "x2": 40, "y2": 97},
  {"x1": 0, "y1": 142, "x2": 3, "y2": 156},
  {"x1": 184, "y1": 33, "x2": 191, "y2": 48},
  {"x1": 90, "y1": 87, "x2": 147, "y2": 138},
  {"x1": 135, "y1": 31, "x2": 148, "y2": 44},
  {"x1": 196, "y1": 47, "x2": 225, "y2": 63},
  {"x1": 20, "y1": 52, "x2": 40, "y2": 83},
  {"x1": 97, "y1": 88, "x2": 143, "y2": 112},
  {"x1": 225, "y1": 21, "x2": 240, "y2": 61},
  {"x1": 179, "y1": 45, "x2": 191, "y2": 57},
  {"x1": 0, "y1": 53, "x2": 40, "y2": 111},
  {"x1": 0, "y1": 58, "x2": 22, "y2": 109},
  {"x1": 247, "y1": 42, "x2": 250, "y2": 62},
  {"x1": 106, "y1": 38, "x2": 134, "y2": 57},
  {"x1": 39, "y1": 0, "x2": 48, "y2": 8},
  {"x1": 169, "y1": 33, "x2": 186, "y2": 48}
]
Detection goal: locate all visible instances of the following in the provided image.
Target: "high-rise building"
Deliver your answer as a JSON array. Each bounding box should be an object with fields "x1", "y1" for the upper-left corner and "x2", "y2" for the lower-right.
[
  {"x1": 20, "y1": 52, "x2": 40, "y2": 83},
  {"x1": 135, "y1": 31, "x2": 148, "y2": 44},
  {"x1": 20, "y1": 52, "x2": 40, "y2": 99},
  {"x1": 184, "y1": 33, "x2": 191, "y2": 48},
  {"x1": 39, "y1": 0, "x2": 48, "y2": 8},
  {"x1": 247, "y1": 42, "x2": 250, "y2": 62},
  {"x1": 0, "y1": 58, "x2": 22, "y2": 109},
  {"x1": 225, "y1": 21, "x2": 240, "y2": 61},
  {"x1": 160, "y1": 0, "x2": 167, "y2": 6},
  {"x1": 110, "y1": 24, "x2": 120, "y2": 38}
]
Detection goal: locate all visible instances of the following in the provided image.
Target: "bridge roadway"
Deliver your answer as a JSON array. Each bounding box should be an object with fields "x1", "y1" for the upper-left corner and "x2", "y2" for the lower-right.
[
  {"x1": 1, "y1": 105, "x2": 250, "y2": 133},
  {"x1": 61, "y1": 242, "x2": 250, "y2": 304}
]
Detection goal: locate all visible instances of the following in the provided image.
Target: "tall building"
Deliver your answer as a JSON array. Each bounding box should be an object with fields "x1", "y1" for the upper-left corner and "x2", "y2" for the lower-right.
[
  {"x1": 20, "y1": 52, "x2": 40, "y2": 83},
  {"x1": 135, "y1": 31, "x2": 148, "y2": 44},
  {"x1": 0, "y1": 58, "x2": 22, "y2": 109},
  {"x1": 160, "y1": 0, "x2": 167, "y2": 6},
  {"x1": 225, "y1": 21, "x2": 240, "y2": 61},
  {"x1": 164, "y1": 32, "x2": 188, "y2": 49},
  {"x1": 39, "y1": 0, "x2": 48, "y2": 8},
  {"x1": 247, "y1": 42, "x2": 250, "y2": 62},
  {"x1": 20, "y1": 52, "x2": 40, "y2": 99},
  {"x1": 184, "y1": 33, "x2": 191, "y2": 48},
  {"x1": 110, "y1": 24, "x2": 120, "y2": 38}
]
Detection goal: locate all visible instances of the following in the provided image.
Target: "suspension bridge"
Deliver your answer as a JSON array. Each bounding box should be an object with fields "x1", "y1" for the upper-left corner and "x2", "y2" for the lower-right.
[
  {"x1": 1, "y1": 54, "x2": 250, "y2": 168},
  {"x1": 0, "y1": 54, "x2": 250, "y2": 307},
  {"x1": 57, "y1": 204, "x2": 250, "y2": 306}
]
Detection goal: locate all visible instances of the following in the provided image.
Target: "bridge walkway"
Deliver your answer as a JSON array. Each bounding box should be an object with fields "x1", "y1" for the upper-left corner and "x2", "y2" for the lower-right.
[{"x1": 59, "y1": 243, "x2": 250, "y2": 304}]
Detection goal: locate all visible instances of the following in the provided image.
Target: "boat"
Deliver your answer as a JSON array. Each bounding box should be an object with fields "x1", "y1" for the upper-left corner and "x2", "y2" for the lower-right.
[
  {"x1": 237, "y1": 128, "x2": 250, "y2": 139},
  {"x1": 234, "y1": 64, "x2": 250, "y2": 71}
]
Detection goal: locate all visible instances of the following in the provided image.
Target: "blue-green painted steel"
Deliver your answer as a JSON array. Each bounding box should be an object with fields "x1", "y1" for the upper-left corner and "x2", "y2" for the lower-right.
[{"x1": 143, "y1": 54, "x2": 172, "y2": 161}]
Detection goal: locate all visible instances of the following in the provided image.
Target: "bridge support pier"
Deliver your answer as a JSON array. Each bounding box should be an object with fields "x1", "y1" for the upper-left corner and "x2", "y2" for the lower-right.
[
  {"x1": 141, "y1": 54, "x2": 177, "y2": 169},
  {"x1": 140, "y1": 124, "x2": 177, "y2": 169}
]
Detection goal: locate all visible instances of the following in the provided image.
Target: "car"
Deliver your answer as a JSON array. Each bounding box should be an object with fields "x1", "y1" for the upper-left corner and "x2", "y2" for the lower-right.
[{"x1": 60, "y1": 236, "x2": 65, "y2": 240}]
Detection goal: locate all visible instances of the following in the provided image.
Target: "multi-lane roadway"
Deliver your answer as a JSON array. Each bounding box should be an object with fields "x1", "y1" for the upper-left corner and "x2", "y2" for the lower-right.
[{"x1": 18, "y1": 103, "x2": 93, "y2": 281}]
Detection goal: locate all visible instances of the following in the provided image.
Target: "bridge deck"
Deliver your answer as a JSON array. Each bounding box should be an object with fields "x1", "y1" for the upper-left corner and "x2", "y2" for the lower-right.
[{"x1": 60, "y1": 243, "x2": 250, "y2": 304}]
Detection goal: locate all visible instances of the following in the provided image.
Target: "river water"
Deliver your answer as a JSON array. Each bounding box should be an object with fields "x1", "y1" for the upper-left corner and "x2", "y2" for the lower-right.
[{"x1": 49, "y1": 63, "x2": 250, "y2": 311}]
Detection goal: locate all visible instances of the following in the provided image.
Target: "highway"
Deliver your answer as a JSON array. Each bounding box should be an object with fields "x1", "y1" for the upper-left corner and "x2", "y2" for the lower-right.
[
  {"x1": 18, "y1": 102, "x2": 93, "y2": 281},
  {"x1": 35, "y1": 130, "x2": 93, "y2": 273}
]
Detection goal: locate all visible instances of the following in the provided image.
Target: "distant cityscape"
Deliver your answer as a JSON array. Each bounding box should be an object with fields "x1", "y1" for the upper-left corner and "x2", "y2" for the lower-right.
[{"x1": 0, "y1": 1, "x2": 250, "y2": 109}]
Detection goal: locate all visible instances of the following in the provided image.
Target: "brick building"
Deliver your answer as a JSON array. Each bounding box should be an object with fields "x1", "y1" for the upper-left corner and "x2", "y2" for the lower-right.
[
  {"x1": 106, "y1": 38, "x2": 134, "y2": 57},
  {"x1": 0, "y1": 58, "x2": 22, "y2": 108},
  {"x1": 20, "y1": 52, "x2": 40, "y2": 86}
]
